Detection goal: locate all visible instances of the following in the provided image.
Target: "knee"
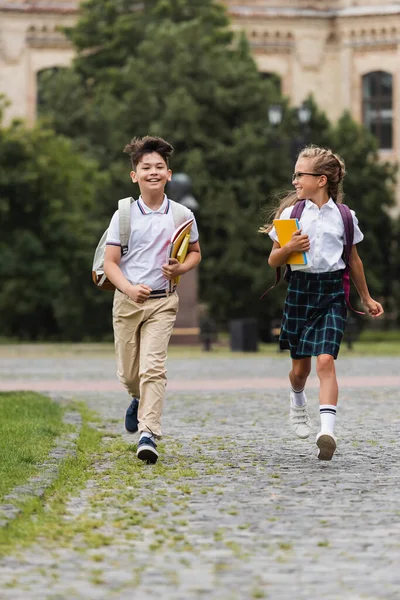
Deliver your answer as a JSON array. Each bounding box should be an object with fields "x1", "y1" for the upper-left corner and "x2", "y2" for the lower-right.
[
  {"x1": 316, "y1": 354, "x2": 335, "y2": 377},
  {"x1": 292, "y1": 365, "x2": 311, "y2": 381},
  {"x1": 140, "y1": 365, "x2": 166, "y2": 382}
]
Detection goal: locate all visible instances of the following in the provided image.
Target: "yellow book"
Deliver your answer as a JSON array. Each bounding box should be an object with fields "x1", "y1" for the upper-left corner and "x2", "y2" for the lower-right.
[
  {"x1": 166, "y1": 219, "x2": 194, "y2": 291},
  {"x1": 174, "y1": 233, "x2": 191, "y2": 286},
  {"x1": 273, "y1": 218, "x2": 308, "y2": 266}
]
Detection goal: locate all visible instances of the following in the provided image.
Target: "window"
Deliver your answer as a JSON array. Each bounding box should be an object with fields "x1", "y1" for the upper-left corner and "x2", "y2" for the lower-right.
[
  {"x1": 36, "y1": 67, "x2": 63, "y2": 115},
  {"x1": 362, "y1": 71, "x2": 393, "y2": 149},
  {"x1": 260, "y1": 71, "x2": 281, "y2": 93}
]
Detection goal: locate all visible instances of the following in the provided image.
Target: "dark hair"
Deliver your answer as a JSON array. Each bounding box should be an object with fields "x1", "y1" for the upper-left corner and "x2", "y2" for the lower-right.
[{"x1": 123, "y1": 136, "x2": 174, "y2": 169}]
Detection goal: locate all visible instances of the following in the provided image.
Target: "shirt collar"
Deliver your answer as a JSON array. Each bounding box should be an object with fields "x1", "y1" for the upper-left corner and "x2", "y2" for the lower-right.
[
  {"x1": 137, "y1": 194, "x2": 170, "y2": 214},
  {"x1": 305, "y1": 198, "x2": 335, "y2": 210}
]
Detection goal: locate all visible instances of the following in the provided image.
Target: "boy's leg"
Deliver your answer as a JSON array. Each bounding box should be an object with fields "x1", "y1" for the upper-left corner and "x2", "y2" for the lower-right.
[
  {"x1": 138, "y1": 293, "x2": 179, "y2": 438},
  {"x1": 112, "y1": 291, "x2": 142, "y2": 399},
  {"x1": 289, "y1": 357, "x2": 312, "y2": 439},
  {"x1": 315, "y1": 353, "x2": 338, "y2": 460}
]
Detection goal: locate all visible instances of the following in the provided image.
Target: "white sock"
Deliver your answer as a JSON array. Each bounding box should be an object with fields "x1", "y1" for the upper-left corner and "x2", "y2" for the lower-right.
[
  {"x1": 320, "y1": 405, "x2": 337, "y2": 434},
  {"x1": 291, "y1": 387, "x2": 306, "y2": 407},
  {"x1": 140, "y1": 431, "x2": 153, "y2": 441}
]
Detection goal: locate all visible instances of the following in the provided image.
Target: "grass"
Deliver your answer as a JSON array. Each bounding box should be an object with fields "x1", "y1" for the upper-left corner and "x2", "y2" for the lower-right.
[
  {"x1": 0, "y1": 402, "x2": 102, "y2": 557},
  {"x1": 0, "y1": 422, "x2": 220, "y2": 559},
  {"x1": 0, "y1": 392, "x2": 65, "y2": 500}
]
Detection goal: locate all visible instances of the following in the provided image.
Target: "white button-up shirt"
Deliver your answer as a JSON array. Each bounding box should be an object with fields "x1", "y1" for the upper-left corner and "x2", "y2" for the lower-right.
[
  {"x1": 106, "y1": 195, "x2": 199, "y2": 290},
  {"x1": 269, "y1": 198, "x2": 363, "y2": 273}
]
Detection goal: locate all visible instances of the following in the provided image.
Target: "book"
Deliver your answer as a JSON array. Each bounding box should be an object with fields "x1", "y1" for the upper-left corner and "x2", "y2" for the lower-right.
[
  {"x1": 166, "y1": 218, "x2": 194, "y2": 292},
  {"x1": 273, "y1": 218, "x2": 308, "y2": 266}
]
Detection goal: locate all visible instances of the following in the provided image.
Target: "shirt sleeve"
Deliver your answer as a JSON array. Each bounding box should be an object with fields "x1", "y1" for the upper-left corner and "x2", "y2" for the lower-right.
[
  {"x1": 268, "y1": 207, "x2": 293, "y2": 243},
  {"x1": 189, "y1": 212, "x2": 199, "y2": 244},
  {"x1": 351, "y1": 210, "x2": 364, "y2": 245},
  {"x1": 106, "y1": 210, "x2": 121, "y2": 246}
]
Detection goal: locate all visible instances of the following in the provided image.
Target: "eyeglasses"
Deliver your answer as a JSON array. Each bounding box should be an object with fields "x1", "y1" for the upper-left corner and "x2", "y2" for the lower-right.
[{"x1": 292, "y1": 172, "x2": 324, "y2": 181}]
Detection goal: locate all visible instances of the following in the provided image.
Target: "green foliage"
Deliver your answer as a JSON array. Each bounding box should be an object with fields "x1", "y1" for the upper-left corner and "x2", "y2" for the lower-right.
[
  {"x1": 0, "y1": 392, "x2": 64, "y2": 499},
  {"x1": 331, "y1": 112, "x2": 396, "y2": 300},
  {"x1": 38, "y1": 0, "x2": 288, "y2": 335},
  {"x1": 0, "y1": 117, "x2": 111, "y2": 340},
  {"x1": 30, "y1": 0, "x2": 399, "y2": 336}
]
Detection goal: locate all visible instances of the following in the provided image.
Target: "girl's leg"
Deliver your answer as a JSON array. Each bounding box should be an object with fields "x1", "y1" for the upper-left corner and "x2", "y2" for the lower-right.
[
  {"x1": 316, "y1": 353, "x2": 338, "y2": 406},
  {"x1": 288, "y1": 357, "x2": 312, "y2": 439},
  {"x1": 315, "y1": 353, "x2": 338, "y2": 460},
  {"x1": 289, "y1": 357, "x2": 312, "y2": 396}
]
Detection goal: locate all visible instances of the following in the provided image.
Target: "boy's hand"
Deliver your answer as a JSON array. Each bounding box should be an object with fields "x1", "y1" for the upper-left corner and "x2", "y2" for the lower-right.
[
  {"x1": 128, "y1": 283, "x2": 152, "y2": 304},
  {"x1": 363, "y1": 298, "x2": 384, "y2": 318},
  {"x1": 162, "y1": 258, "x2": 183, "y2": 280},
  {"x1": 288, "y1": 229, "x2": 310, "y2": 253}
]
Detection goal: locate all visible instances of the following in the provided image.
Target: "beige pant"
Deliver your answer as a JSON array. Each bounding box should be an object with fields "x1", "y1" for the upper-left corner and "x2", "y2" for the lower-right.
[{"x1": 112, "y1": 289, "x2": 179, "y2": 438}]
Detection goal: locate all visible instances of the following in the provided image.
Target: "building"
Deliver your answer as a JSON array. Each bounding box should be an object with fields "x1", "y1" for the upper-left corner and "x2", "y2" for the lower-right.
[
  {"x1": 1, "y1": 0, "x2": 399, "y2": 167},
  {"x1": 224, "y1": 0, "x2": 400, "y2": 167}
]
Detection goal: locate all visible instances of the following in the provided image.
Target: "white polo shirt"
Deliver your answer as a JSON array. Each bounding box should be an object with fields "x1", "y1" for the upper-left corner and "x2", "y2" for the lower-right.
[
  {"x1": 269, "y1": 198, "x2": 364, "y2": 273},
  {"x1": 106, "y1": 195, "x2": 199, "y2": 290}
]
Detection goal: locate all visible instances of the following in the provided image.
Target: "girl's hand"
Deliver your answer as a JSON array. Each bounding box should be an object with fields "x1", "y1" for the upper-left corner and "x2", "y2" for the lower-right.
[
  {"x1": 363, "y1": 298, "x2": 384, "y2": 318},
  {"x1": 162, "y1": 258, "x2": 183, "y2": 280},
  {"x1": 289, "y1": 229, "x2": 310, "y2": 253}
]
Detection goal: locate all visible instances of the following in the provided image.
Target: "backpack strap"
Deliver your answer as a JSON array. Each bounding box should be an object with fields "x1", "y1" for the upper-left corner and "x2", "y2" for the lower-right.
[
  {"x1": 118, "y1": 198, "x2": 189, "y2": 257},
  {"x1": 290, "y1": 200, "x2": 306, "y2": 220},
  {"x1": 170, "y1": 199, "x2": 192, "y2": 228},
  {"x1": 337, "y1": 203, "x2": 365, "y2": 315},
  {"x1": 260, "y1": 201, "x2": 306, "y2": 300},
  {"x1": 336, "y1": 203, "x2": 353, "y2": 265},
  {"x1": 118, "y1": 197, "x2": 134, "y2": 256}
]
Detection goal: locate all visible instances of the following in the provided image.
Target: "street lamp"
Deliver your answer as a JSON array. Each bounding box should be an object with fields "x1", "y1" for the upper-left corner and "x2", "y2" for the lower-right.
[
  {"x1": 166, "y1": 173, "x2": 200, "y2": 345},
  {"x1": 297, "y1": 102, "x2": 311, "y2": 126},
  {"x1": 290, "y1": 102, "x2": 312, "y2": 161},
  {"x1": 268, "y1": 104, "x2": 283, "y2": 126},
  {"x1": 167, "y1": 173, "x2": 199, "y2": 211}
]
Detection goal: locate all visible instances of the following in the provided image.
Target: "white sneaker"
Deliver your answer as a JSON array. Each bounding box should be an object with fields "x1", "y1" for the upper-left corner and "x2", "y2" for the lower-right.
[
  {"x1": 289, "y1": 395, "x2": 312, "y2": 439},
  {"x1": 316, "y1": 431, "x2": 337, "y2": 461}
]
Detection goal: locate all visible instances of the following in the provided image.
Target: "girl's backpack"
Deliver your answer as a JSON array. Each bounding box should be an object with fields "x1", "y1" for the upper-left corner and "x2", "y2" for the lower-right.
[{"x1": 261, "y1": 200, "x2": 364, "y2": 315}]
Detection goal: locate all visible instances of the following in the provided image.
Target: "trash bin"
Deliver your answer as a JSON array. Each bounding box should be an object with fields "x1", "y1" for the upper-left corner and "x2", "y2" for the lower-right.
[{"x1": 230, "y1": 318, "x2": 259, "y2": 352}]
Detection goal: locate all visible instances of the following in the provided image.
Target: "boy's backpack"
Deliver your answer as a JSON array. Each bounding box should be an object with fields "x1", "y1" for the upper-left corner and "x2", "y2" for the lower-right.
[
  {"x1": 261, "y1": 200, "x2": 364, "y2": 314},
  {"x1": 92, "y1": 197, "x2": 191, "y2": 291}
]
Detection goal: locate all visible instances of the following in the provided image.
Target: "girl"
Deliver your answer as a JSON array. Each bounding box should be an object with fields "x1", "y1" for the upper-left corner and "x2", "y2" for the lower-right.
[{"x1": 264, "y1": 146, "x2": 383, "y2": 461}]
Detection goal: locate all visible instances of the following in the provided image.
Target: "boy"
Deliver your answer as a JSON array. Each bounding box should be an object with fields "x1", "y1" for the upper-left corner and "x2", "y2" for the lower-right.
[{"x1": 104, "y1": 136, "x2": 201, "y2": 463}]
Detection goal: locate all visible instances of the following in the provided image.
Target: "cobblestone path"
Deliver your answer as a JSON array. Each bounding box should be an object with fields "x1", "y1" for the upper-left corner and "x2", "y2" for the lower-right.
[{"x1": 0, "y1": 353, "x2": 399, "y2": 599}]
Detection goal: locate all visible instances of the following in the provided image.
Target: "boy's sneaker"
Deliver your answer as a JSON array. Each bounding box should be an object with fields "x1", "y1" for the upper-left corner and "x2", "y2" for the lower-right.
[
  {"x1": 316, "y1": 431, "x2": 337, "y2": 461},
  {"x1": 289, "y1": 397, "x2": 312, "y2": 439},
  {"x1": 125, "y1": 398, "x2": 139, "y2": 434},
  {"x1": 137, "y1": 436, "x2": 159, "y2": 464}
]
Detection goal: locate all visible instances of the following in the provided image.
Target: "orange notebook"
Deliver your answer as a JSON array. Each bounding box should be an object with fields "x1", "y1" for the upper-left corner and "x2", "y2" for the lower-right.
[{"x1": 273, "y1": 218, "x2": 308, "y2": 266}]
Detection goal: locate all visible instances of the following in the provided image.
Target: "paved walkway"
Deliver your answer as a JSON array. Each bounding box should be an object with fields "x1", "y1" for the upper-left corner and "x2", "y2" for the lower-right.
[{"x1": 1, "y1": 351, "x2": 400, "y2": 599}]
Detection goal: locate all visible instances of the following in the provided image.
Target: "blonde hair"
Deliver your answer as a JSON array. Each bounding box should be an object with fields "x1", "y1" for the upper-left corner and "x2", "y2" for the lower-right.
[{"x1": 260, "y1": 145, "x2": 346, "y2": 234}]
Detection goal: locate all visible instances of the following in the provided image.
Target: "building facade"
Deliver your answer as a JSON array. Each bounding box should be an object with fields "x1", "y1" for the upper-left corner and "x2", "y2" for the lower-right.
[
  {"x1": 1, "y1": 0, "x2": 399, "y2": 165},
  {"x1": 224, "y1": 0, "x2": 400, "y2": 166}
]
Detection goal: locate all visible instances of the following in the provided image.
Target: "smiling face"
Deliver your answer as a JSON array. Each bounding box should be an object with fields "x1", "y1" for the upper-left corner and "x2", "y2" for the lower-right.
[
  {"x1": 292, "y1": 158, "x2": 326, "y2": 200},
  {"x1": 130, "y1": 151, "x2": 172, "y2": 194}
]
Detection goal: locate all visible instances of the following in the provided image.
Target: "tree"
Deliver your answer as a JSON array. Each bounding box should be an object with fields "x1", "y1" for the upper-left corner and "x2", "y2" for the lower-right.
[
  {"x1": 331, "y1": 112, "x2": 396, "y2": 305},
  {"x1": 0, "y1": 101, "x2": 110, "y2": 340},
  {"x1": 37, "y1": 0, "x2": 397, "y2": 336},
  {"x1": 38, "y1": 0, "x2": 289, "y2": 334}
]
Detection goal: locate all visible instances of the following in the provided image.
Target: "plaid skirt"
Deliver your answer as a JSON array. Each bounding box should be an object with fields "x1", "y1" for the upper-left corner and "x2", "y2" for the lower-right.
[{"x1": 279, "y1": 270, "x2": 347, "y2": 359}]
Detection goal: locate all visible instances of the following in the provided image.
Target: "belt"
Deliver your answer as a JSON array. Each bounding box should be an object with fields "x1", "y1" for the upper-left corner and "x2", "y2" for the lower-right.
[{"x1": 148, "y1": 288, "x2": 176, "y2": 299}]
